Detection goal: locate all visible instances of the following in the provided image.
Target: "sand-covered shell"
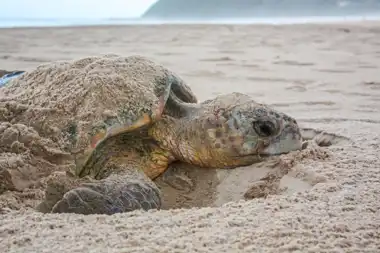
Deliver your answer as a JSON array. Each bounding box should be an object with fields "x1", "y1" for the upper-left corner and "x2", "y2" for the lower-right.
[{"x1": 0, "y1": 54, "x2": 197, "y2": 175}]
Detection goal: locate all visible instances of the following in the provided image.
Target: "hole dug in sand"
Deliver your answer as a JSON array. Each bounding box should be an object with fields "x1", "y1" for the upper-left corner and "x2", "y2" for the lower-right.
[{"x1": 156, "y1": 128, "x2": 352, "y2": 210}]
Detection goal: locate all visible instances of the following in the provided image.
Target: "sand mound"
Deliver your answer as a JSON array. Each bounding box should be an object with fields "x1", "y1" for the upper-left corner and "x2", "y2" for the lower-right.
[{"x1": 0, "y1": 119, "x2": 68, "y2": 210}]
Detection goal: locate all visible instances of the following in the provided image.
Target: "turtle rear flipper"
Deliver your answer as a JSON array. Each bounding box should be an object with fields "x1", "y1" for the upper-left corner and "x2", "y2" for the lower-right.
[
  {"x1": 50, "y1": 152, "x2": 166, "y2": 215},
  {"x1": 51, "y1": 168, "x2": 161, "y2": 214}
]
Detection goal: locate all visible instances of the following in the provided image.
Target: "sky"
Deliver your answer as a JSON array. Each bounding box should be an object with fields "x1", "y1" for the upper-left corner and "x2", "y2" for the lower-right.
[{"x1": 0, "y1": 0, "x2": 158, "y2": 19}]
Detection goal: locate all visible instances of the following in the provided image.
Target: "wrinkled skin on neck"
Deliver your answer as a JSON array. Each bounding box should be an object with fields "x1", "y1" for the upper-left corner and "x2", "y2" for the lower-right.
[{"x1": 149, "y1": 93, "x2": 303, "y2": 169}]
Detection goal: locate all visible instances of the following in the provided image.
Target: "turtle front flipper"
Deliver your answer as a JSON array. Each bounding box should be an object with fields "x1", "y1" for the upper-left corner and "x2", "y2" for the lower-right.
[
  {"x1": 50, "y1": 156, "x2": 163, "y2": 215},
  {"x1": 160, "y1": 162, "x2": 195, "y2": 193}
]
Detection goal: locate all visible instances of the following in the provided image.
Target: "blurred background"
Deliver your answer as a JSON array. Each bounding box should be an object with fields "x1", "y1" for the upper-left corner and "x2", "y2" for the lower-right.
[{"x1": 1, "y1": 0, "x2": 380, "y2": 27}]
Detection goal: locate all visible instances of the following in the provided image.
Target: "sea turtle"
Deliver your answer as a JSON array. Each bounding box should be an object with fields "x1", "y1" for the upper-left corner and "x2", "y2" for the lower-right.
[{"x1": 0, "y1": 54, "x2": 303, "y2": 215}]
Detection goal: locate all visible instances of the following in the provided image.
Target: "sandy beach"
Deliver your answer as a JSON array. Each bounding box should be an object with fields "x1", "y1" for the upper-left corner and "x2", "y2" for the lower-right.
[{"x1": 0, "y1": 21, "x2": 380, "y2": 252}]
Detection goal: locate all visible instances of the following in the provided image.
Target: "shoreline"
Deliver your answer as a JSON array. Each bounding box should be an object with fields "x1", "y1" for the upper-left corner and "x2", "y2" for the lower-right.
[{"x1": 1, "y1": 16, "x2": 380, "y2": 29}]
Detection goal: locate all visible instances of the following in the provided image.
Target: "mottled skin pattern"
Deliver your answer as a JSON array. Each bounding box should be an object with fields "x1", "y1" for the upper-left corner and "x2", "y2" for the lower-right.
[{"x1": 1, "y1": 55, "x2": 302, "y2": 215}]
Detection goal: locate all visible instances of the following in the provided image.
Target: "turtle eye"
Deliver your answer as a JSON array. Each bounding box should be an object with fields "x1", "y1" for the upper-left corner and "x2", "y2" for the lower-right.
[{"x1": 252, "y1": 121, "x2": 276, "y2": 137}]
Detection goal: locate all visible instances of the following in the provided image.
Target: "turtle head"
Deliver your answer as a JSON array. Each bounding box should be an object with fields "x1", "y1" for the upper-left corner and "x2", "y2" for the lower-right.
[
  {"x1": 195, "y1": 98, "x2": 303, "y2": 167},
  {"x1": 151, "y1": 93, "x2": 303, "y2": 168},
  {"x1": 224, "y1": 102, "x2": 302, "y2": 154}
]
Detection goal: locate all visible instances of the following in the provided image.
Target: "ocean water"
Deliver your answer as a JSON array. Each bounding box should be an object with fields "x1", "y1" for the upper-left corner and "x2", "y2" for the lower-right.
[{"x1": 1, "y1": 15, "x2": 380, "y2": 28}]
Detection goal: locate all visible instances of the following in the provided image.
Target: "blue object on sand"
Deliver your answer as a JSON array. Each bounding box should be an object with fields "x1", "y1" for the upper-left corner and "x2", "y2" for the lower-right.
[{"x1": 0, "y1": 71, "x2": 25, "y2": 87}]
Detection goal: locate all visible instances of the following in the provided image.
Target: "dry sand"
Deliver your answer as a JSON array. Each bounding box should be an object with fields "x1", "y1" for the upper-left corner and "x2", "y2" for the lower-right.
[{"x1": 0, "y1": 22, "x2": 380, "y2": 252}]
